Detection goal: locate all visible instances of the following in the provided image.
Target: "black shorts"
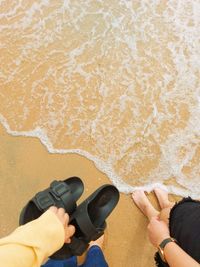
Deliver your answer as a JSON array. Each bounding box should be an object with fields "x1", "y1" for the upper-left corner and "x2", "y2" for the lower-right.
[{"x1": 155, "y1": 197, "x2": 200, "y2": 267}]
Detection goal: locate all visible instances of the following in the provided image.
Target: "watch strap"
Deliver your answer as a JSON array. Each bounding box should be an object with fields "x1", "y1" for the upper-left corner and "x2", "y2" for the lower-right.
[
  {"x1": 159, "y1": 237, "x2": 177, "y2": 250},
  {"x1": 158, "y1": 237, "x2": 177, "y2": 263}
]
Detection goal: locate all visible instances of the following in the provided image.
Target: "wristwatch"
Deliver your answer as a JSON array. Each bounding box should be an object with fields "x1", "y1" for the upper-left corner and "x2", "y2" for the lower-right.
[{"x1": 158, "y1": 237, "x2": 177, "y2": 263}]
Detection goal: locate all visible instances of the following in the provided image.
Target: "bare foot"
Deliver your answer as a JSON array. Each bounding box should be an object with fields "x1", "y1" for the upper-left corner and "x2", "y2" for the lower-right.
[
  {"x1": 132, "y1": 191, "x2": 159, "y2": 220},
  {"x1": 154, "y1": 188, "x2": 173, "y2": 209},
  {"x1": 89, "y1": 235, "x2": 105, "y2": 249}
]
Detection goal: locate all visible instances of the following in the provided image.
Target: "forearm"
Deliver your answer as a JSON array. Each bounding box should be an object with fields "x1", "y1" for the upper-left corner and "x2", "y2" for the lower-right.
[
  {"x1": 0, "y1": 244, "x2": 36, "y2": 267},
  {"x1": 164, "y1": 242, "x2": 200, "y2": 267},
  {"x1": 0, "y1": 210, "x2": 65, "y2": 267}
]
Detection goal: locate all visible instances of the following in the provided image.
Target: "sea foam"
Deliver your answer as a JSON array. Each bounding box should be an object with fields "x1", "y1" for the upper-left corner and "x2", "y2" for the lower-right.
[{"x1": 0, "y1": 0, "x2": 200, "y2": 198}]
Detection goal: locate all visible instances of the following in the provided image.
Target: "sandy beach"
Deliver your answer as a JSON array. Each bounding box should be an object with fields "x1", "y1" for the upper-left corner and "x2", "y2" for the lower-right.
[
  {"x1": 0, "y1": 1, "x2": 198, "y2": 266},
  {"x1": 0, "y1": 123, "x2": 180, "y2": 267}
]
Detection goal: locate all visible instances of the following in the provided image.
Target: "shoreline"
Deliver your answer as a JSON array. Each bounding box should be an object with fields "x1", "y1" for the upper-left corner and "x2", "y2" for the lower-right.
[
  {"x1": 0, "y1": 122, "x2": 180, "y2": 267},
  {"x1": 0, "y1": 114, "x2": 194, "y2": 198}
]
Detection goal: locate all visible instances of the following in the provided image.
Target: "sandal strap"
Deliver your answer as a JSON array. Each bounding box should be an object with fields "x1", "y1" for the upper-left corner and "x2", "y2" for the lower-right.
[
  {"x1": 68, "y1": 237, "x2": 88, "y2": 256},
  {"x1": 34, "y1": 191, "x2": 55, "y2": 210},
  {"x1": 33, "y1": 181, "x2": 76, "y2": 213},
  {"x1": 71, "y1": 205, "x2": 105, "y2": 242},
  {"x1": 76, "y1": 214, "x2": 99, "y2": 240},
  {"x1": 50, "y1": 181, "x2": 76, "y2": 213}
]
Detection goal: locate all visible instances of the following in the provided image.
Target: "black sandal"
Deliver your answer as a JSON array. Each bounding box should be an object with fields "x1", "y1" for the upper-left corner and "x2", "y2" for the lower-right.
[
  {"x1": 19, "y1": 176, "x2": 84, "y2": 225},
  {"x1": 51, "y1": 184, "x2": 119, "y2": 259}
]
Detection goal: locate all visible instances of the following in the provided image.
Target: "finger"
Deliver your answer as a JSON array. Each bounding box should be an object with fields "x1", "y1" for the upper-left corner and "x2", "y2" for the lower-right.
[
  {"x1": 64, "y1": 213, "x2": 70, "y2": 225},
  {"x1": 49, "y1": 206, "x2": 58, "y2": 213},
  {"x1": 65, "y1": 238, "x2": 71, "y2": 244},
  {"x1": 57, "y1": 208, "x2": 65, "y2": 217},
  {"x1": 56, "y1": 208, "x2": 66, "y2": 225},
  {"x1": 64, "y1": 225, "x2": 75, "y2": 243},
  {"x1": 68, "y1": 225, "x2": 75, "y2": 237}
]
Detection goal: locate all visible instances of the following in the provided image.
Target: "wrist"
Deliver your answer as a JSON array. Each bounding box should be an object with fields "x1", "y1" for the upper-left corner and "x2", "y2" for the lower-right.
[
  {"x1": 156, "y1": 235, "x2": 171, "y2": 247},
  {"x1": 158, "y1": 237, "x2": 177, "y2": 263}
]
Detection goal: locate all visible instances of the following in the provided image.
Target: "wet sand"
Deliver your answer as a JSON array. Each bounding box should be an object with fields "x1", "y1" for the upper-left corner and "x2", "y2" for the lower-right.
[
  {"x1": 0, "y1": 123, "x2": 180, "y2": 267},
  {"x1": 1, "y1": 1, "x2": 199, "y2": 199}
]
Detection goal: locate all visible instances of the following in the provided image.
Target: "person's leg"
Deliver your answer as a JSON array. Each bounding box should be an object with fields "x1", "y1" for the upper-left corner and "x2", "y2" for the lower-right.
[
  {"x1": 42, "y1": 256, "x2": 77, "y2": 267},
  {"x1": 79, "y1": 235, "x2": 108, "y2": 267}
]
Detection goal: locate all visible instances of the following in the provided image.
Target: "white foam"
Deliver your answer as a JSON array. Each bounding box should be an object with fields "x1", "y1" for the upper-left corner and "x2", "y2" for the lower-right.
[
  {"x1": 0, "y1": 113, "x2": 198, "y2": 198},
  {"x1": 1, "y1": 0, "x2": 200, "y2": 198}
]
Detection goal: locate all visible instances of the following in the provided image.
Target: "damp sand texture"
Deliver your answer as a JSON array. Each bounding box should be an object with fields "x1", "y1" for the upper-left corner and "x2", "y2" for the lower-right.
[{"x1": 0, "y1": 2, "x2": 200, "y2": 196}]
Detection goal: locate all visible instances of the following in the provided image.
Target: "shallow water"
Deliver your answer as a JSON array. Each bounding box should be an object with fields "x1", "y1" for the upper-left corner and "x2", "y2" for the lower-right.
[{"x1": 0, "y1": 0, "x2": 200, "y2": 197}]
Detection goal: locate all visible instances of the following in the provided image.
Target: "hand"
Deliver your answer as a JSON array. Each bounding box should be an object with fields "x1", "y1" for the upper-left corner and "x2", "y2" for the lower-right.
[
  {"x1": 49, "y1": 206, "x2": 75, "y2": 243},
  {"x1": 147, "y1": 216, "x2": 170, "y2": 247}
]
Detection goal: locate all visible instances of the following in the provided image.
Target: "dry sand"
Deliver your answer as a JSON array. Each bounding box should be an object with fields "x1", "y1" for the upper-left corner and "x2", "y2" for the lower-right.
[{"x1": 0, "y1": 123, "x2": 180, "y2": 267}]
